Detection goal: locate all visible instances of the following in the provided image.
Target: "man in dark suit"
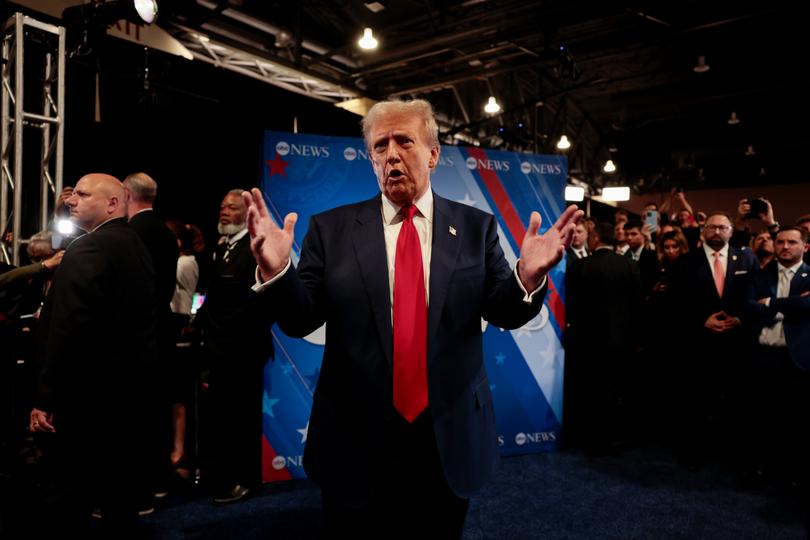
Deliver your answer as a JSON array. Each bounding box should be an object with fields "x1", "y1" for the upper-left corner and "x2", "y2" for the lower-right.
[
  {"x1": 123, "y1": 172, "x2": 179, "y2": 500},
  {"x1": 242, "y1": 99, "x2": 581, "y2": 538},
  {"x1": 565, "y1": 222, "x2": 590, "y2": 262},
  {"x1": 745, "y1": 226, "x2": 810, "y2": 485},
  {"x1": 29, "y1": 174, "x2": 158, "y2": 536},
  {"x1": 564, "y1": 222, "x2": 642, "y2": 452},
  {"x1": 671, "y1": 211, "x2": 758, "y2": 468},
  {"x1": 623, "y1": 219, "x2": 659, "y2": 296},
  {"x1": 195, "y1": 189, "x2": 274, "y2": 504}
]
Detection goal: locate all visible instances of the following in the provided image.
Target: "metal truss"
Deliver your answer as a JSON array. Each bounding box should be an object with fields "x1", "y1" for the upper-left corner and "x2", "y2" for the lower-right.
[
  {"x1": 1, "y1": 13, "x2": 66, "y2": 265},
  {"x1": 172, "y1": 26, "x2": 359, "y2": 104}
]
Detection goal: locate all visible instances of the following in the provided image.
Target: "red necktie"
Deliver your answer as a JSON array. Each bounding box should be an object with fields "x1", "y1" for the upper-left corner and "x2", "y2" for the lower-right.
[
  {"x1": 712, "y1": 252, "x2": 724, "y2": 298},
  {"x1": 393, "y1": 205, "x2": 428, "y2": 422}
]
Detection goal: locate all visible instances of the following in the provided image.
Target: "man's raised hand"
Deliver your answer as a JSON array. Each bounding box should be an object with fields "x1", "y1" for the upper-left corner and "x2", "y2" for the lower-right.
[
  {"x1": 242, "y1": 188, "x2": 297, "y2": 282},
  {"x1": 517, "y1": 205, "x2": 583, "y2": 293}
]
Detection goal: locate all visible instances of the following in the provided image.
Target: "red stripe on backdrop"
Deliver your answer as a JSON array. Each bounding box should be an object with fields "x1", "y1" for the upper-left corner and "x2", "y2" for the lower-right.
[
  {"x1": 262, "y1": 435, "x2": 293, "y2": 483},
  {"x1": 465, "y1": 147, "x2": 566, "y2": 328}
]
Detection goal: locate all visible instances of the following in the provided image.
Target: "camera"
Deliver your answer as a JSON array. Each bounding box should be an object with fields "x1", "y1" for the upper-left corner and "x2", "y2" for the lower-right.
[{"x1": 745, "y1": 197, "x2": 768, "y2": 220}]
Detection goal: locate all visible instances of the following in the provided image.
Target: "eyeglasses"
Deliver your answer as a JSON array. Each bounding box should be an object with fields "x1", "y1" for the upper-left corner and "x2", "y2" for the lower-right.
[{"x1": 704, "y1": 224, "x2": 732, "y2": 232}]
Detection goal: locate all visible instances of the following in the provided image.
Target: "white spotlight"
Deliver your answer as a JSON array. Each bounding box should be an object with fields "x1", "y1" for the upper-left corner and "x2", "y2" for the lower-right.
[
  {"x1": 56, "y1": 218, "x2": 75, "y2": 235},
  {"x1": 484, "y1": 96, "x2": 501, "y2": 114},
  {"x1": 601, "y1": 186, "x2": 629, "y2": 201},
  {"x1": 556, "y1": 134, "x2": 571, "y2": 150},
  {"x1": 565, "y1": 186, "x2": 585, "y2": 202},
  {"x1": 358, "y1": 28, "x2": 378, "y2": 50}
]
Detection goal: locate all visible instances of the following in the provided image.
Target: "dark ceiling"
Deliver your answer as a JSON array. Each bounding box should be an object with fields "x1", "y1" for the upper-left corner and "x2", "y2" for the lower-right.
[
  {"x1": 152, "y1": 0, "x2": 809, "y2": 195},
  {"x1": 7, "y1": 0, "x2": 809, "y2": 198}
]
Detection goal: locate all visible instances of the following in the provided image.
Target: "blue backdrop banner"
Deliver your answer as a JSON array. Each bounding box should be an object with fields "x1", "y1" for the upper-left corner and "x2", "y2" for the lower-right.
[{"x1": 259, "y1": 131, "x2": 568, "y2": 482}]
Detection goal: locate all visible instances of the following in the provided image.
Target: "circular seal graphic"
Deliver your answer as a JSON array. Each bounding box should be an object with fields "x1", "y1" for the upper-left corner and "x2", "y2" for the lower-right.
[
  {"x1": 465, "y1": 156, "x2": 478, "y2": 170},
  {"x1": 343, "y1": 147, "x2": 357, "y2": 161},
  {"x1": 272, "y1": 456, "x2": 287, "y2": 470},
  {"x1": 515, "y1": 432, "x2": 527, "y2": 446},
  {"x1": 275, "y1": 141, "x2": 290, "y2": 156},
  {"x1": 520, "y1": 161, "x2": 532, "y2": 175}
]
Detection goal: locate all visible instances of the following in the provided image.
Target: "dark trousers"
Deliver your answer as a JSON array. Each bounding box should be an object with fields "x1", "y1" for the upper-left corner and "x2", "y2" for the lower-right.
[
  {"x1": 321, "y1": 411, "x2": 469, "y2": 540},
  {"x1": 206, "y1": 350, "x2": 266, "y2": 492},
  {"x1": 750, "y1": 345, "x2": 810, "y2": 482}
]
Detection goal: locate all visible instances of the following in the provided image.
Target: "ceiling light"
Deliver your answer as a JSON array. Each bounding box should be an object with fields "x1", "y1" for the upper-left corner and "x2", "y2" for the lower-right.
[
  {"x1": 358, "y1": 28, "x2": 378, "y2": 50},
  {"x1": 364, "y1": 1, "x2": 387, "y2": 13},
  {"x1": 565, "y1": 186, "x2": 585, "y2": 202},
  {"x1": 601, "y1": 186, "x2": 630, "y2": 201},
  {"x1": 133, "y1": 0, "x2": 158, "y2": 24},
  {"x1": 759, "y1": 167, "x2": 766, "y2": 176},
  {"x1": 608, "y1": 145, "x2": 618, "y2": 153},
  {"x1": 556, "y1": 134, "x2": 571, "y2": 150},
  {"x1": 745, "y1": 145, "x2": 755, "y2": 156},
  {"x1": 63, "y1": 0, "x2": 159, "y2": 26},
  {"x1": 603, "y1": 159, "x2": 617, "y2": 173},
  {"x1": 484, "y1": 96, "x2": 501, "y2": 114},
  {"x1": 693, "y1": 55, "x2": 710, "y2": 73},
  {"x1": 727, "y1": 111, "x2": 740, "y2": 125}
]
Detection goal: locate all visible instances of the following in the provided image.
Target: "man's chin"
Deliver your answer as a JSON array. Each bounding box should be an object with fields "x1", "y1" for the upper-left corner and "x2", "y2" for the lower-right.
[{"x1": 218, "y1": 222, "x2": 246, "y2": 236}]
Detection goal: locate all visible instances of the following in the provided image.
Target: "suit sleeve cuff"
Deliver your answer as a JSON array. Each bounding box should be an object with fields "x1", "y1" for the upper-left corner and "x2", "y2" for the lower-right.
[
  {"x1": 252, "y1": 258, "x2": 291, "y2": 292},
  {"x1": 513, "y1": 263, "x2": 547, "y2": 304}
]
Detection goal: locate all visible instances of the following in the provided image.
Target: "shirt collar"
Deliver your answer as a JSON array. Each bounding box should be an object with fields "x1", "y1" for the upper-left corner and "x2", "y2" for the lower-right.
[
  {"x1": 227, "y1": 227, "x2": 248, "y2": 245},
  {"x1": 381, "y1": 185, "x2": 434, "y2": 225},
  {"x1": 703, "y1": 242, "x2": 729, "y2": 260},
  {"x1": 777, "y1": 260, "x2": 803, "y2": 275}
]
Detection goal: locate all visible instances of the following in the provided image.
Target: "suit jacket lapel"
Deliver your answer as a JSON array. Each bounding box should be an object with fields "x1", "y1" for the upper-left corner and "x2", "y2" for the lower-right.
[
  {"x1": 697, "y1": 251, "x2": 718, "y2": 299},
  {"x1": 427, "y1": 194, "x2": 460, "y2": 363},
  {"x1": 723, "y1": 247, "x2": 740, "y2": 294},
  {"x1": 789, "y1": 262, "x2": 810, "y2": 295},
  {"x1": 352, "y1": 195, "x2": 393, "y2": 369}
]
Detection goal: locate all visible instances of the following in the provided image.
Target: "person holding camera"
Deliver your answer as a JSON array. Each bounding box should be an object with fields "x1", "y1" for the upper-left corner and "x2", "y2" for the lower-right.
[{"x1": 732, "y1": 197, "x2": 779, "y2": 249}]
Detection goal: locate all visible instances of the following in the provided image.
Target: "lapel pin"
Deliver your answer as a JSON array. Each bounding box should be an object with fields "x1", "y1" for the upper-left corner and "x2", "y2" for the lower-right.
[
  {"x1": 449, "y1": 226, "x2": 457, "y2": 236},
  {"x1": 732, "y1": 255, "x2": 737, "y2": 261},
  {"x1": 803, "y1": 273, "x2": 808, "y2": 278}
]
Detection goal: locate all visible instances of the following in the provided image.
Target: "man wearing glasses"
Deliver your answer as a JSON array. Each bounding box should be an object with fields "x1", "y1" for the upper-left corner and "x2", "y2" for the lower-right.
[{"x1": 670, "y1": 212, "x2": 758, "y2": 471}]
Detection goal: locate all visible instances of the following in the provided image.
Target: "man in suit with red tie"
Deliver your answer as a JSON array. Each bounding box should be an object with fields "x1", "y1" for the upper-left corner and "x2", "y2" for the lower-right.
[
  {"x1": 242, "y1": 99, "x2": 581, "y2": 538},
  {"x1": 671, "y1": 212, "x2": 758, "y2": 468},
  {"x1": 745, "y1": 226, "x2": 810, "y2": 487}
]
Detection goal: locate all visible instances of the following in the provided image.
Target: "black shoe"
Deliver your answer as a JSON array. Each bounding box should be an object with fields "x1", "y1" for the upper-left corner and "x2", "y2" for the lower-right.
[{"x1": 212, "y1": 484, "x2": 251, "y2": 505}]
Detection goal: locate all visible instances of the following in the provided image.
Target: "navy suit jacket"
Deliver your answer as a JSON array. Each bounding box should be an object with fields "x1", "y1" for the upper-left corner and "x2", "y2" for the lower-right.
[
  {"x1": 672, "y1": 245, "x2": 758, "y2": 338},
  {"x1": 259, "y1": 192, "x2": 545, "y2": 503},
  {"x1": 745, "y1": 260, "x2": 810, "y2": 371}
]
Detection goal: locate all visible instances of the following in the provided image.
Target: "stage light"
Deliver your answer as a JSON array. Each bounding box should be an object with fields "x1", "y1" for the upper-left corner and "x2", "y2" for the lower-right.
[
  {"x1": 565, "y1": 186, "x2": 585, "y2": 202},
  {"x1": 56, "y1": 219, "x2": 75, "y2": 235},
  {"x1": 484, "y1": 96, "x2": 501, "y2": 114},
  {"x1": 601, "y1": 186, "x2": 630, "y2": 201},
  {"x1": 603, "y1": 159, "x2": 617, "y2": 173},
  {"x1": 358, "y1": 28, "x2": 378, "y2": 50},
  {"x1": 556, "y1": 135, "x2": 571, "y2": 150},
  {"x1": 745, "y1": 145, "x2": 755, "y2": 156},
  {"x1": 64, "y1": 0, "x2": 159, "y2": 25},
  {"x1": 728, "y1": 111, "x2": 740, "y2": 125}
]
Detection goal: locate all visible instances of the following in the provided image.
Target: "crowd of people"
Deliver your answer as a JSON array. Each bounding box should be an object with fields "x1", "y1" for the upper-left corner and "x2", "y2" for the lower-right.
[
  {"x1": 563, "y1": 192, "x2": 810, "y2": 496},
  {"x1": 0, "y1": 99, "x2": 807, "y2": 538}
]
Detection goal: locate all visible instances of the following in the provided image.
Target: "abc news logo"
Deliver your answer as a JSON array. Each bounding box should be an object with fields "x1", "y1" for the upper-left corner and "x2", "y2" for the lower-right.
[
  {"x1": 275, "y1": 141, "x2": 330, "y2": 158},
  {"x1": 520, "y1": 162, "x2": 563, "y2": 175},
  {"x1": 497, "y1": 431, "x2": 558, "y2": 446},
  {"x1": 271, "y1": 454, "x2": 303, "y2": 470}
]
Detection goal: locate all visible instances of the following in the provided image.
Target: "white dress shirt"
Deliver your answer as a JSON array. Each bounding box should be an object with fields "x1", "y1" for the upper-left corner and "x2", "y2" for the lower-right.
[
  {"x1": 253, "y1": 186, "x2": 545, "y2": 308},
  {"x1": 759, "y1": 260, "x2": 802, "y2": 347},
  {"x1": 703, "y1": 243, "x2": 729, "y2": 283}
]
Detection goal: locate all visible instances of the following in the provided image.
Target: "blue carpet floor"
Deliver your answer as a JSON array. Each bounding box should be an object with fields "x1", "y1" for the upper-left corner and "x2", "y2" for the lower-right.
[{"x1": 130, "y1": 445, "x2": 806, "y2": 539}]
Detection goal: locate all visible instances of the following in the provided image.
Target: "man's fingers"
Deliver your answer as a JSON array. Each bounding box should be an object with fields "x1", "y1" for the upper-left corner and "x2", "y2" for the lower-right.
[
  {"x1": 553, "y1": 205, "x2": 582, "y2": 232},
  {"x1": 526, "y1": 211, "x2": 541, "y2": 236},
  {"x1": 283, "y1": 213, "x2": 298, "y2": 236}
]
